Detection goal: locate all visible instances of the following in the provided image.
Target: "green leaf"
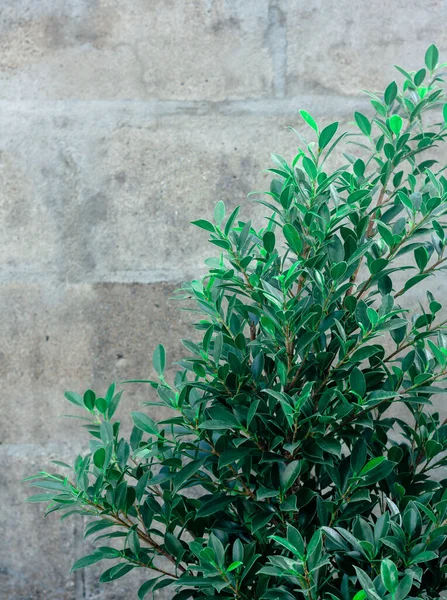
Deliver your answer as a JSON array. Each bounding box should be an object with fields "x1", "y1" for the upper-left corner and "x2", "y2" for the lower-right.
[
  {"x1": 100, "y1": 421, "x2": 114, "y2": 444},
  {"x1": 384, "y1": 81, "x2": 398, "y2": 105},
  {"x1": 26, "y1": 494, "x2": 54, "y2": 503},
  {"x1": 84, "y1": 520, "x2": 115, "y2": 538},
  {"x1": 263, "y1": 231, "x2": 276, "y2": 253},
  {"x1": 302, "y1": 156, "x2": 317, "y2": 179},
  {"x1": 93, "y1": 447, "x2": 106, "y2": 469},
  {"x1": 366, "y1": 307, "x2": 379, "y2": 327},
  {"x1": 350, "y1": 367, "x2": 366, "y2": 397},
  {"x1": 359, "y1": 458, "x2": 395, "y2": 486},
  {"x1": 351, "y1": 439, "x2": 366, "y2": 474},
  {"x1": 83, "y1": 389, "x2": 96, "y2": 411},
  {"x1": 360, "y1": 456, "x2": 386, "y2": 476},
  {"x1": 107, "y1": 390, "x2": 123, "y2": 420},
  {"x1": 355, "y1": 566, "x2": 382, "y2": 600},
  {"x1": 409, "y1": 550, "x2": 438, "y2": 564},
  {"x1": 414, "y1": 68, "x2": 426, "y2": 86},
  {"x1": 199, "y1": 419, "x2": 241, "y2": 430},
  {"x1": 381, "y1": 558, "x2": 399, "y2": 594},
  {"x1": 192, "y1": 219, "x2": 215, "y2": 233},
  {"x1": 268, "y1": 534, "x2": 301, "y2": 556},
  {"x1": 173, "y1": 459, "x2": 205, "y2": 493},
  {"x1": 389, "y1": 114, "x2": 403, "y2": 135},
  {"x1": 403, "y1": 273, "x2": 431, "y2": 293},
  {"x1": 350, "y1": 346, "x2": 379, "y2": 362},
  {"x1": 214, "y1": 200, "x2": 226, "y2": 226},
  {"x1": 153, "y1": 344, "x2": 166, "y2": 376},
  {"x1": 197, "y1": 495, "x2": 233, "y2": 517},
  {"x1": 214, "y1": 332, "x2": 223, "y2": 365},
  {"x1": 316, "y1": 437, "x2": 342, "y2": 457},
  {"x1": 165, "y1": 532, "x2": 184, "y2": 560},
  {"x1": 299, "y1": 109, "x2": 318, "y2": 132},
  {"x1": 280, "y1": 184, "x2": 294, "y2": 209},
  {"x1": 414, "y1": 246, "x2": 429, "y2": 272},
  {"x1": 131, "y1": 412, "x2": 159, "y2": 436},
  {"x1": 283, "y1": 223, "x2": 303, "y2": 254},
  {"x1": 99, "y1": 563, "x2": 135, "y2": 582},
  {"x1": 138, "y1": 578, "x2": 166, "y2": 600},
  {"x1": 354, "y1": 112, "x2": 372, "y2": 136},
  {"x1": 227, "y1": 561, "x2": 243, "y2": 572},
  {"x1": 64, "y1": 391, "x2": 84, "y2": 408},
  {"x1": 232, "y1": 539, "x2": 244, "y2": 563},
  {"x1": 319, "y1": 122, "x2": 339, "y2": 150},
  {"x1": 279, "y1": 460, "x2": 302, "y2": 492},
  {"x1": 425, "y1": 44, "x2": 439, "y2": 70},
  {"x1": 377, "y1": 223, "x2": 394, "y2": 248},
  {"x1": 331, "y1": 261, "x2": 347, "y2": 279},
  {"x1": 370, "y1": 258, "x2": 388, "y2": 275},
  {"x1": 71, "y1": 553, "x2": 104, "y2": 572},
  {"x1": 394, "y1": 574, "x2": 413, "y2": 600}
]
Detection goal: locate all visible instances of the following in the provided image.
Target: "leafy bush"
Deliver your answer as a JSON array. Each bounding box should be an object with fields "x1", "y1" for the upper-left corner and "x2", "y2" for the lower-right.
[{"x1": 26, "y1": 46, "x2": 447, "y2": 600}]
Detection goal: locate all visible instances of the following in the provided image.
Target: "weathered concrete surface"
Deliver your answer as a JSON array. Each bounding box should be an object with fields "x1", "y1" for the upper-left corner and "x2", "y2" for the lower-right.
[
  {"x1": 0, "y1": 1, "x2": 275, "y2": 101},
  {"x1": 0, "y1": 106, "x2": 358, "y2": 286},
  {"x1": 2, "y1": 0, "x2": 447, "y2": 598},
  {"x1": 0, "y1": 282, "x2": 194, "y2": 445},
  {"x1": 287, "y1": 0, "x2": 447, "y2": 97}
]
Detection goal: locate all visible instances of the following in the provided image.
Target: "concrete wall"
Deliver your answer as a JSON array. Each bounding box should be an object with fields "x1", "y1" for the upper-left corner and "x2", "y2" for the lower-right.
[{"x1": 2, "y1": 1, "x2": 447, "y2": 598}]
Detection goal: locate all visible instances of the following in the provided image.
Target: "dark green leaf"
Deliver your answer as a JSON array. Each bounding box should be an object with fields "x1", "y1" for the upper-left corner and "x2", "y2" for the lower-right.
[
  {"x1": 425, "y1": 44, "x2": 439, "y2": 70},
  {"x1": 153, "y1": 344, "x2": 166, "y2": 376},
  {"x1": 354, "y1": 112, "x2": 372, "y2": 136},
  {"x1": 319, "y1": 122, "x2": 339, "y2": 150},
  {"x1": 131, "y1": 412, "x2": 159, "y2": 436}
]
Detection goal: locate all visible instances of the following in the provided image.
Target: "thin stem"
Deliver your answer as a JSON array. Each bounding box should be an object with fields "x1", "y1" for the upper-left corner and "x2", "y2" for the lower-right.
[
  {"x1": 346, "y1": 179, "x2": 389, "y2": 297},
  {"x1": 394, "y1": 257, "x2": 447, "y2": 298},
  {"x1": 331, "y1": 369, "x2": 447, "y2": 434}
]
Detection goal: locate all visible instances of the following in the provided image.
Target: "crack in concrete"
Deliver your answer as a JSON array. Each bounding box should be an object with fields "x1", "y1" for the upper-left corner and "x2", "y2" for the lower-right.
[
  {"x1": 0, "y1": 95, "x2": 370, "y2": 120},
  {"x1": 265, "y1": 0, "x2": 288, "y2": 98}
]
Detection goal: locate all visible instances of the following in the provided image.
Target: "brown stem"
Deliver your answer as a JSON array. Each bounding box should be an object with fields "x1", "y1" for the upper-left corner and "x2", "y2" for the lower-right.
[
  {"x1": 128, "y1": 555, "x2": 180, "y2": 579},
  {"x1": 250, "y1": 321, "x2": 257, "y2": 341},
  {"x1": 331, "y1": 369, "x2": 447, "y2": 434},
  {"x1": 383, "y1": 317, "x2": 447, "y2": 363},
  {"x1": 346, "y1": 182, "x2": 389, "y2": 297},
  {"x1": 83, "y1": 496, "x2": 187, "y2": 574},
  {"x1": 394, "y1": 257, "x2": 447, "y2": 298},
  {"x1": 206, "y1": 436, "x2": 256, "y2": 500}
]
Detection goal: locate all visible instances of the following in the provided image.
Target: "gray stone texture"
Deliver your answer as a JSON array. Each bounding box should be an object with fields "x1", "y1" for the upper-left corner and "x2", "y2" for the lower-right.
[{"x1": 2, "y1": 0, "x2": 447, "y2": 598}]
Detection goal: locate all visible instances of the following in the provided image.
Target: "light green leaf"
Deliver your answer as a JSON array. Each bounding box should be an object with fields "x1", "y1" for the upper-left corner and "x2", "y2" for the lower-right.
[
  {"x1": 299, "y1": 109, "x2": 318, "y2": 132},
  {"x1": 389, "y1": 114, "x2": 403, "y2": 135},
  {"x1": 214, "y1": 200, "x2": 226, "y2": 226}
]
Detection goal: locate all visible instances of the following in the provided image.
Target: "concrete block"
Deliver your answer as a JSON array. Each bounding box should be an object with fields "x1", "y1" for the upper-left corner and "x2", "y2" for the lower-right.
[
  {"x1": 0, "y1": 282, "x2": 193, "y2": 445},
  {"x1": 0, "y1": 106, "x2": 360, "y2": 285},
  {"x1": 287, "y1": 0, "x2": 447, "y2": 97},
  {"x1": 0, "y1": 0, "x2": 277, "y2": 101}
]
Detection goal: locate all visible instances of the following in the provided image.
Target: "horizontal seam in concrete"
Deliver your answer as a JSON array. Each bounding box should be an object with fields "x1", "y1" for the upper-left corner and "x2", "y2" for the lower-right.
[
  {"x1": 0, "y1": 442, "x2": 84, "y2": 458},
  {"x1": 0, "y1": 268, "x2": 201, "y2": 285},
  {"x1": 0, "y1": 96, "x2": 371, "y2": 118}
]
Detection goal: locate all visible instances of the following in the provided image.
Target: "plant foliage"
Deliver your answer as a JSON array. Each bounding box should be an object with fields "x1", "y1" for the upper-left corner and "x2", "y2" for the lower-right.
[{"x1": 26, "y1": 46, "x2": 447, "y2": 600}]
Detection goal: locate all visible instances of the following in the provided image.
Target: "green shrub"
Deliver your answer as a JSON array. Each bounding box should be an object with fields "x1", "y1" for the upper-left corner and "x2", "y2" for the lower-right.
[{"x1": 26, "y1": 46, "x2": 447, "y2": 599}]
